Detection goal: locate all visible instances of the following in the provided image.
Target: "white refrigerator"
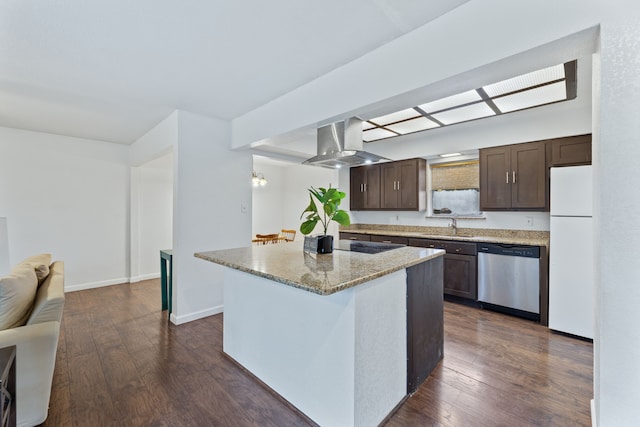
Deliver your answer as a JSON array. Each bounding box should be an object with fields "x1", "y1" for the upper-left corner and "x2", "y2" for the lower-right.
[{"x1": 549, "y1": 165, "x2": 594, "y2": 339}]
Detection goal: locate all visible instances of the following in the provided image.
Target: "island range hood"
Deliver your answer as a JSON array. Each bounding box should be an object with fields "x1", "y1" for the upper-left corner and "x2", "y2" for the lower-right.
[{"x1": 303, "y1": 117, "x2": 389, "y2": 168}]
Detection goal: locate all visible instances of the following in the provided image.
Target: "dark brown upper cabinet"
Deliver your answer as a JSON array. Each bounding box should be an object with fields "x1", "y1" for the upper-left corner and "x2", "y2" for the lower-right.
[
  {"x1": 350, "y1": 158, "x2": 426, "y2": 211},
  {"x1": 349, "y1": 164, "x2": 381, "y2": 210},
  {"x1": 549, "y1": 134, "x2": 592, "y2": 167},
  {"x1": 480, "y1": 141, "x2": 547, "y2": 210},
  {"x1": 380, "y1": 158, "x2": 426, "y2": 211}
]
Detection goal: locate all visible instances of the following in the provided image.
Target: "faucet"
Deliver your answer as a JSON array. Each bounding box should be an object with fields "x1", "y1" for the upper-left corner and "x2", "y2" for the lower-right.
[{"x1": 449, "y1": 216, "x2": 458, "y2": 236}]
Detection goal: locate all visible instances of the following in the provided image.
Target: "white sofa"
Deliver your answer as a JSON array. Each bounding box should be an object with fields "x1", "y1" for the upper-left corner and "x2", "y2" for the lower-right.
[{"x1": 0, "y1": 260, "x2": 64, "y2": 427}]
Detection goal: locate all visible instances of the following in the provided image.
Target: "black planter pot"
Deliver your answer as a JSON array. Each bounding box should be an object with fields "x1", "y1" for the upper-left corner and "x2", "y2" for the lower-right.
[
  {"x1": 316, "y1": 235, "x2": 334, "y2": 254},
  {"x1": 303, "y1": 235, "x2": 334, "y2": 254}
]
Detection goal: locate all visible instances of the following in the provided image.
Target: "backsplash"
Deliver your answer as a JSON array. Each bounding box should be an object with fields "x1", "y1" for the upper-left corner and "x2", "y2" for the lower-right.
[
  {"x1": 341, "y1": 223, "x2": 550, "y2": 241},
  {"x1": 349, "y1": 210, "x2": 551, "y2": 232}
]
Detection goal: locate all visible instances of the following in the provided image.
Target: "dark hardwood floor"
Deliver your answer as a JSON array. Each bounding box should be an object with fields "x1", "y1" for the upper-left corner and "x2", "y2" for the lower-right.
[{"x1": 44, "y1": 279, "x2": 592, "y2": 427}]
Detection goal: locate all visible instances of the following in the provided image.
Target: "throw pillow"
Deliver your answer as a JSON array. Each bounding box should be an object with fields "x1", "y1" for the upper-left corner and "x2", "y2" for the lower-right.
[
  {"x1": 18, "y1": 253, "x2": 52, "y2": 286},
  {"x1": 0, "y1": 264, "x2": 38, "y2": 330}
]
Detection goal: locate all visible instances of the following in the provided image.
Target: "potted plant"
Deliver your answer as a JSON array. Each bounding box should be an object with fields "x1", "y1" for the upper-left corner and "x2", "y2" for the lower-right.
[{"x1": 300, "y1": 185, "x2": 350, "y2": 253}]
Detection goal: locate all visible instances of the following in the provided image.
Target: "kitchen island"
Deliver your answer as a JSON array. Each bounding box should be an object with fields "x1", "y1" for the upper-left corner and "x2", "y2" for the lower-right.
[{"x1": 195, "y1": 240, "x2": 444, "y2": 427}]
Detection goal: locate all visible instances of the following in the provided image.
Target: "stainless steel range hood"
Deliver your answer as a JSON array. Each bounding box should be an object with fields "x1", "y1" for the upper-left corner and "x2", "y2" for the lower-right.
[{"x1": 302, "y1": 117, "x2": 389, "y2": 168}]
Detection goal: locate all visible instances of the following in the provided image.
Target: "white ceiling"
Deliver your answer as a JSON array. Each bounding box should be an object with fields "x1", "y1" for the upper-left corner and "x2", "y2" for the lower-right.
[{"x1": 0, "y1": 0, "x2": 470, "y2": 144}]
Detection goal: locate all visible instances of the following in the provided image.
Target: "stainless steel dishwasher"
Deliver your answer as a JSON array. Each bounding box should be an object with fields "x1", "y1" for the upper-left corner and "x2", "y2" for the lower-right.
[{"x1": 477, "y1": 243, "x2": 540, "y2": 316}]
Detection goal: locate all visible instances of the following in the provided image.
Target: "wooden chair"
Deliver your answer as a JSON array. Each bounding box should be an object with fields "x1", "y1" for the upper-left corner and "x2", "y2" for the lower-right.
[
  {"x1": 280, "y1": 229, "x2": 296, "y2": 242},
  {"x1": 253, "y1": 233, "x2": 282, "y2": 245}
]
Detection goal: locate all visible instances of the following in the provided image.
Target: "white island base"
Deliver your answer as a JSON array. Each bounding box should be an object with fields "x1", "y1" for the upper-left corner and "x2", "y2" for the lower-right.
[{"x1": 223, "y1": 268, "x2": 408, "y2": 427}]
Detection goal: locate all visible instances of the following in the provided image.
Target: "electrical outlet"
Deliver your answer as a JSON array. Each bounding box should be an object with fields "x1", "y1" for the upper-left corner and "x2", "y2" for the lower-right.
[{"x1": 526, "y1": 216, "x2": 534, "y2": 226}]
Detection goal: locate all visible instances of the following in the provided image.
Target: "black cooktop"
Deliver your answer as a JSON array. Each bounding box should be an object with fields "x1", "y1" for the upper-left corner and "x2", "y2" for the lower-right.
[{"x1": 334, "y1": 240, "x2": 405, "y2": 254}]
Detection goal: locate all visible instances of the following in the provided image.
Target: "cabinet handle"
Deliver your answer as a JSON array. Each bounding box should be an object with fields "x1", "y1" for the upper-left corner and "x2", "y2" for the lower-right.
[
  {"x1": 506, "y1": 171, "x2": 509, "y2": 184},
  {"x1": 382, "y1": 240, "x2": 392, "y2": 243},
  {"x1": 397, "y1": 180, "x2": 400, "y2": 190},
  {"x1": 455, "y1": 248, "x2": 460, "y2": 252},
  {"x1": 350, "y1": 237, "x2": 357, "y2": 240},
  {"x1": 513, "y1": 171, "x2": 516, "y2": 183},
  {"x1": 360, "y1": 184, "x2": 363, "y2": 192},
  {"x1": 364, "y1": 183, "x2": 367, "y2": 192},
  {"x1": 393, "y1": 181, "x2": 396, "y2": 190}
]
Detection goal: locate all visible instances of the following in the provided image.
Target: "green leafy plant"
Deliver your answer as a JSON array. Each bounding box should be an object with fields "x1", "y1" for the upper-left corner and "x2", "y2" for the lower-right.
[{"x1": 300, "y1": 185, "x2": 351, "y2": 236}]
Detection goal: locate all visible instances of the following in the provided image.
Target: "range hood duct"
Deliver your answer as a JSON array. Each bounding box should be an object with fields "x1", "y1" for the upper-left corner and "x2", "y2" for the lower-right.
[{"x1": 303, "y1": 117, "x2": 390, "y2": 169}]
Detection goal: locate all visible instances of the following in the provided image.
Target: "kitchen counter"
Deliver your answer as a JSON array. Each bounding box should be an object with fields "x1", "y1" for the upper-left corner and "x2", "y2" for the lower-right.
[
  {"x1": 195, "y1": 240, "x2": 443, "y2": 295},
  {"x1": 341, "y1": 224, "x2": 549, "y2": 247},
  {"x1": 195, "y1": 240, "x2": 444, "y2": 427}
]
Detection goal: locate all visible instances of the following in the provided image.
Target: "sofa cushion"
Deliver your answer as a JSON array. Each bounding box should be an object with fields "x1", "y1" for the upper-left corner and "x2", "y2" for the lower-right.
[
  {"x1": 0, "y1": 264, "x2": 38, "y2": 330},
  {"x1": 18, "y1": 253, "x2": 52, "y2": 286},
  {"x1": 27, "y1": 261, "x2": 65, "y2": 325}
]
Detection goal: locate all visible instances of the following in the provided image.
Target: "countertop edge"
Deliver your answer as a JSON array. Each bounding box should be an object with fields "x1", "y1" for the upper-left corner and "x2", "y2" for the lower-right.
[{"x1": 195, "y1": 248, "x2": 444, "y2": 296}]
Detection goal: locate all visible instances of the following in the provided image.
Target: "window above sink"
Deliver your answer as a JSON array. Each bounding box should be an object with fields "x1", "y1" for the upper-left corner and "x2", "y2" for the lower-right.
[{"x1": 429, "y1": 159, "x2": 483, "y2": 218}]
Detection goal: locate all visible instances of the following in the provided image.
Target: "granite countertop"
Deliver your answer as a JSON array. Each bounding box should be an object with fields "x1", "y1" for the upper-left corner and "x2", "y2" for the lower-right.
[
  {"x1": 195, "y1": 241, "x2": 444, "y2": 296},
  {"x1": 341, "y1": 225, "x2": 549, "y2": 247}
]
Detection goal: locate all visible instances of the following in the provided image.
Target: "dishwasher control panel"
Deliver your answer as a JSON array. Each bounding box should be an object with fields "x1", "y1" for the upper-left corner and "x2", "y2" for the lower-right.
[{"x1": 477, "y1": 243, "x2": 540, "y2": 258}]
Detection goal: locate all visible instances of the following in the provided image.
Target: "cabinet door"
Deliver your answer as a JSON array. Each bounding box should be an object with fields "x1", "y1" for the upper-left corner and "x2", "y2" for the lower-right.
[
  {"x1": 349, "y1": 165, "x2": 381, "y2": 210},
  {"x1": 550, "y1": 134, "x2": 592, "y2": 166},
  {"x1": 364, "y1": 165, "x2": 381, "y2": 209},
  {"x1": 480, "y1": 146, "x2": 511, "y2": 209},
  {"x1": 398, "y1": 159, "x2": 419, "y2": 209},
  {"x1": 443, "y1": 253, "x2": 477, "y2": 299},
  {"x1": 349, "y1": 167, "x2": 365, "y2": 210},
  {"x1": 380, "y1": 163, "x2": 399, "y2": 209},
  {"x1": 511, "y1": 141, "x2": 546, "y2": 209}
]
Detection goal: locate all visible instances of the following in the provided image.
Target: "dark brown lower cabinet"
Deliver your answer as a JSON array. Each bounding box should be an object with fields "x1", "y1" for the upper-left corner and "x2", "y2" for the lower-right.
[
  {"x1": 338, "y1": 232, "x2": 370, "y2": 241},
  {"x1": 443, "y1": 253, "x2": 477, "y2": 300},
  {"x1": 369, "y1": 234, "x2": 409, "y2": 245},
  {"x1": 406, "y1": 256, "x2": 444, "y2": 394},
  {"x1": 408, "y1": 238, "x2": 477, "y2": 301}
]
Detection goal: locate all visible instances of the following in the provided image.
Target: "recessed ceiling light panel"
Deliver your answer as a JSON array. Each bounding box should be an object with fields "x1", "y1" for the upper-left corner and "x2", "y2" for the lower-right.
[
  {"x1": 431, "y1": 102, "x2": 496, "y2": 125},
  {"x1": 483, "y1": 64, "x2": 565, "y2": 97},
  {"x1": 386, "y1": 116, "x2": 440, "y2": 134},
  {"x1": 492, "y1": 81, "x2": 567, "y2": 113},
  {"x1": 362, "y1": 121, "x2": 377, "y2": 130},
  {"x1": 363, "y1": 127, "x2": 397, "y2": 142},
  {"x1": 369, "y1": 108, "x2": 420, "y2": 126},
  {"x1": 418, "y1": 90, "x2": 482, "y2": 113}
]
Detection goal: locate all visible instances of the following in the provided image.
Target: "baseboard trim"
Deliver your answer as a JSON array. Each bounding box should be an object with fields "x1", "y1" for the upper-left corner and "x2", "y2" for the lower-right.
[
  {"x1": 129, "y1": 273, "x2": 160, "y2": 283},
  {"x1": 591, "y1": 399, "x2": 596, "y2": 427},
  {"x1": 171, "y1": 305, "x2": 224, "y2": 325},
  {"x1": 65, "y1": 277, "x2": 130, "y2": 293}
]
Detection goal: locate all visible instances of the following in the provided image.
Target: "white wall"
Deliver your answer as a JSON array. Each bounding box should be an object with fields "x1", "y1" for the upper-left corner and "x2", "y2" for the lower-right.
[
  {"x1": 172, "y1": 110, "x2": 252, "y2": 324},
  {"x1": 252, "y1": 158, "x2": 339, "y2": 241},
  {"x1": 0, "y1": 126, "x2": 129, "y2": 290},
  {"x1": 251, "y1": 159, "x2": 285, "y2": 236},
  {"x1": 130, "y1": 111, "x2": 178, "y2": 167},
  {"x1": 129, "y1": 113, "x2": 177, "y2": 283},
  {"x1": 595, "y1": 9, "x2": 640, "y2": 425},
  {"x1": 0, "y1": 218, "x2": 9, "y2": 276},
  {"x1": 282, "y1": 164, "x2": 340, "y2": 239},
  {"x1": 130, "y1": 152, "x2": 173, "y2": 282}
]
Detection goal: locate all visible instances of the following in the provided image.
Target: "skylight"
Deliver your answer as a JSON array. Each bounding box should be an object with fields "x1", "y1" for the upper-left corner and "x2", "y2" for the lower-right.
[{"x1": 363, "y1": 61, "x2": 577, "y2": 142}]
